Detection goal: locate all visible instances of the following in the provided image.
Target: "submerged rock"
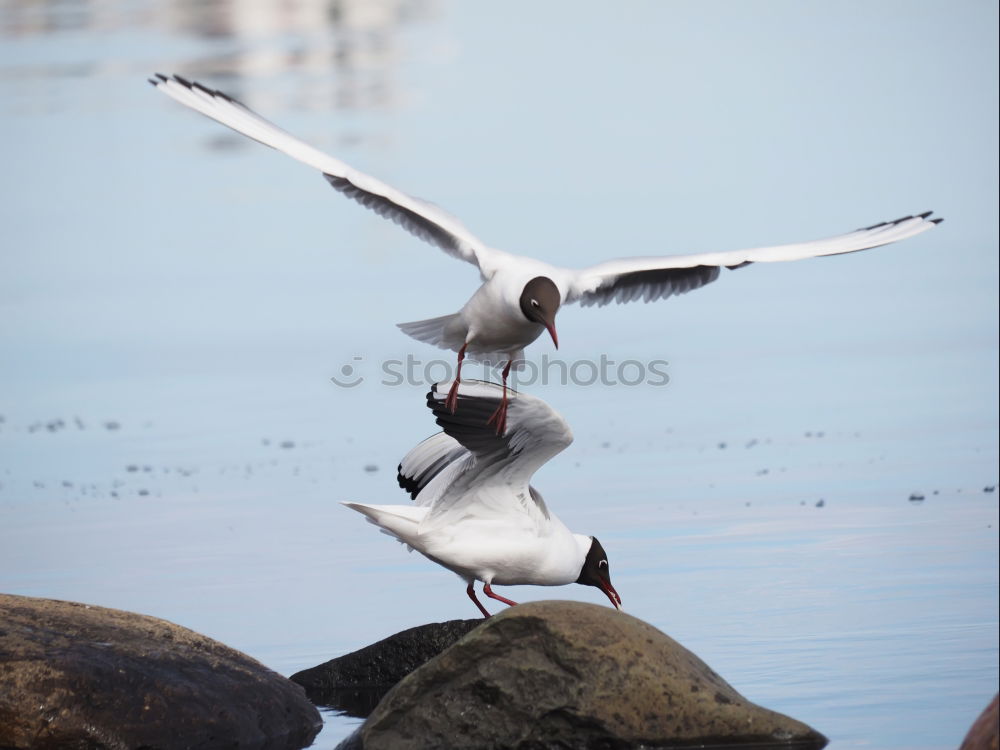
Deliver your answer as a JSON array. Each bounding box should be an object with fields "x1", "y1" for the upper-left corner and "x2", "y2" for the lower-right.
[
  {"x1": 339, "y1": 600, "x2": 827, "y2": 749},
  {"x1": 0, "y1": 593, "x2": 321, "y2": 750},
  {"x1": 291, "y1": 618, "x2": 480, "y2": 716}
]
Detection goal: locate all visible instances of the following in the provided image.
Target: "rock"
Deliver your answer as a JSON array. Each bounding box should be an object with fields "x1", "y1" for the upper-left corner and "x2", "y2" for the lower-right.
[
  {"x1": 0, "y1": 593, "x2": 321, "y2": 750},
  {"x1": 291, "y1": 618, "x2": 480, "y2": 716},
  {"x1": 959, "y1": 694, "x2": 998, "y2": 750},
  {"x1": 339, "y1": 600, "x2": 827, "y2": 749}
]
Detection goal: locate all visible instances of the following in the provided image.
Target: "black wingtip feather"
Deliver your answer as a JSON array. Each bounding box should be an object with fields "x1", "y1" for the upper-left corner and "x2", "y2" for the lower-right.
[
  {"x1": 396, "y1": 462, "x2": 421, "y2": 500},
  {"x1": 861, "y1": 220, "x2": 888, "y2": 231},
  {"x1": 931, "y1": 218, "x2": 944, "y2": 225}
]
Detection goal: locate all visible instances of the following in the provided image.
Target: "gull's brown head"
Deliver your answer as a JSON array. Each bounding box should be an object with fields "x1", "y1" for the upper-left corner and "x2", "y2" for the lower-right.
[
  {"x1": 576, "y1": 536, "x2": 621, "y2": 610},
  {"x1": 519, "y1": 276, "x2": 561, "y2": 348}
]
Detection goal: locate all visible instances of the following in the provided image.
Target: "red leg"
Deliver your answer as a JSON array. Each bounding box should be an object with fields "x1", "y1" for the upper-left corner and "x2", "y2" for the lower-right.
[
  {"x1": 445, "y1": 343, "x2": 468, "y2": 414},
  {"x1": 486, "y1": 360, "x2": 513, "y2": 435},
  {"x1": 483, "y1": 582, "x2": 518, "y2": 608},
  {"x1": 467, "y1": 581, "x2": 491, "y2": 618}
]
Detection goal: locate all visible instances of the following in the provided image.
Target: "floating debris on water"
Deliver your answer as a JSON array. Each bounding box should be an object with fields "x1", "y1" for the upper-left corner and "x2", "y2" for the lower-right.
[
  {"x1": 280, "y1": 440, "x2": 295, "y2": 449},
  {"x1": 815, "y1": 499, "x2": 825, "y2": 508},
  {"x1": 104, "y1": 421, "x2": 121, "y2": 431},
  {"x1": 909, "y1": 492, "x2": 925, "y2": 502},
  {"x1": 363, "y1": 464, "x2": 379, "y2": 473},
  {"x1": 126, "y1": 465, "x2": 138, "y2": 473},
  {"x1": 984, "y1": 486, "x2": 996, "y2": 493},
  {"x1": 717, "y1": 441, "x2": 727, "y2": 449},
  {"x1": 745, "y1": 438, "x2": 758, "y2": 449}
]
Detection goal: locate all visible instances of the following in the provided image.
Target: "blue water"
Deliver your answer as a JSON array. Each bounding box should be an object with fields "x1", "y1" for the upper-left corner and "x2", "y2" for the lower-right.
[{"x1": 1, "y1": 1, "x2": 997, "y2": 747}]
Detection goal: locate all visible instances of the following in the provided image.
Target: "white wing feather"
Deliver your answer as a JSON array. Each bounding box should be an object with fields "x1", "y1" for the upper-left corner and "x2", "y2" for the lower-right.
[
  {"x1": 151, "y1": 74, "x2": 500, "y2": 274},
  {"x1": 567, "y1": 212, "x2": 941, "y2": 305}
]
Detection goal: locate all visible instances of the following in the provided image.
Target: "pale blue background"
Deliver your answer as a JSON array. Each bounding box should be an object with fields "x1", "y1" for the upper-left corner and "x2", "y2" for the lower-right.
[{"x1": 1, "y1": 1, "x2": 997, "y2": 747}]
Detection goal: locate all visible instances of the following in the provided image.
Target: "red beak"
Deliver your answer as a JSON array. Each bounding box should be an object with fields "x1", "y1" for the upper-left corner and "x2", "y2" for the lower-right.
[
  {"x1": 600, "y1": 580, "x2": 622, "y2": 610},
  {"x1": 546, "y1": 322, "x2": 559, "y2": 349}
]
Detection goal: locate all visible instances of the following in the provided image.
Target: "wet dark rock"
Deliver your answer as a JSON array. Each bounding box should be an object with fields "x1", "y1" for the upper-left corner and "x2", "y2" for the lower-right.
[
  {"x1": 959, "y1": 693, "x2": 998, "y2": 750},
  {"x1": 292, "y1": 619, "x2": 480, "y2": 716},
  {"x1": 0, "y1": 593, "x2": 321, "y2": 750},
  {"x1": 338, "y1": 601, "x2": 827, "y2": 750}
]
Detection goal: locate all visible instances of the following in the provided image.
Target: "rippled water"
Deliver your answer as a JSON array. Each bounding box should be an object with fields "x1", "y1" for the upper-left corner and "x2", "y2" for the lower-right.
[{"x1": 1, "y1": 1, "x2": 997, "y2": 747}]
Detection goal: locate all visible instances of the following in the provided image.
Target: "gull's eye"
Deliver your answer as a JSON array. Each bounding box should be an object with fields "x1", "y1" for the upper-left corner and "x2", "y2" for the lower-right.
[
  {"x1": 598, "y1": 559, "x2": 607, "y2": 568},
  {"x1": 531, "y1": 299, "x2": 540, "y2": 308}
]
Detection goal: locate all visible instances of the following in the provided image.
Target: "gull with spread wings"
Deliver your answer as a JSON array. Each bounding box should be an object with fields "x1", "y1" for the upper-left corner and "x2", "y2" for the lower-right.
[
  {"x1": 344, "y1": 380, "x2": 621, "y2": 617},
  {"x1": 151, "y1": 74, "x2": 942, "y2": 434}
]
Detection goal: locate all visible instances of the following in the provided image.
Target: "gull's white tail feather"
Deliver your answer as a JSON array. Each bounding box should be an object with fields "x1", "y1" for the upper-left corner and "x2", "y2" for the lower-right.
[
  {"x1": 342, "y1": 502, "x2": 427, "y2": 550},
  {"x1": 397, "y1": 314, "x2": 464, "y2": 351}
]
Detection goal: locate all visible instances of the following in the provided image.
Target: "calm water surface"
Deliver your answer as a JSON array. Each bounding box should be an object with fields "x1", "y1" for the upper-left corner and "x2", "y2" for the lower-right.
[{"x1": 1, "y1": 2, "x2": 997, "y2": 748}]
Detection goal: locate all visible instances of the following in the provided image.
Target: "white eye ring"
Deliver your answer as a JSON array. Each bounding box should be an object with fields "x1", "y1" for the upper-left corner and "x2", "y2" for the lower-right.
[
  {"x1": 531, "y1": 299, "x2": 540, "y2": 308},
  {"x1": 598, "y1": 559, "x2": 607, "y2": 568}
]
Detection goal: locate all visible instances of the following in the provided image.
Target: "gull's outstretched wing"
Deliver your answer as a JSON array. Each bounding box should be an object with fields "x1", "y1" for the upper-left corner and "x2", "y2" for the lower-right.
[
  {"x1": 426, "y1": 380, "x2": 573, "y2": 484},
  {"x1": 566, "y1": 212, "x2": 942, "y2": 307},
  {"x1": 410, "y1": 380, "x2": 572, "y2": 527},
  {"x1": 150, "y1": 74, "x2": 501, "y2": 274}
]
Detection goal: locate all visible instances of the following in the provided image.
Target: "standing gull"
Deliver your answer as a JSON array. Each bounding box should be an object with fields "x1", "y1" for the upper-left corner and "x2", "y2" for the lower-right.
[
  {"x1": 344, "y1": 380, "x2": 621, "y2": 617},
  {"x1": 151, "y1": 74, "x2": 943, "y2": 433}
]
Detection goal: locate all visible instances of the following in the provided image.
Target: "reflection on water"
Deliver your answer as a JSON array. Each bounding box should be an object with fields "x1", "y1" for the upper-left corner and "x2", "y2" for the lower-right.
[
  {"x1": 1, "y1": 1, "x2": 997, "y2": 749},
  {"x1": 1, "y1": 0, "x2": 441, "y2": 113}
]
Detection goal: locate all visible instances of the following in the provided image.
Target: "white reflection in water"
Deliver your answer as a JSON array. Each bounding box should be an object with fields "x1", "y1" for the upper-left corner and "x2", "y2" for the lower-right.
[{"x1": 0, "y1": 0, "x2": 443, "y2": 116}]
